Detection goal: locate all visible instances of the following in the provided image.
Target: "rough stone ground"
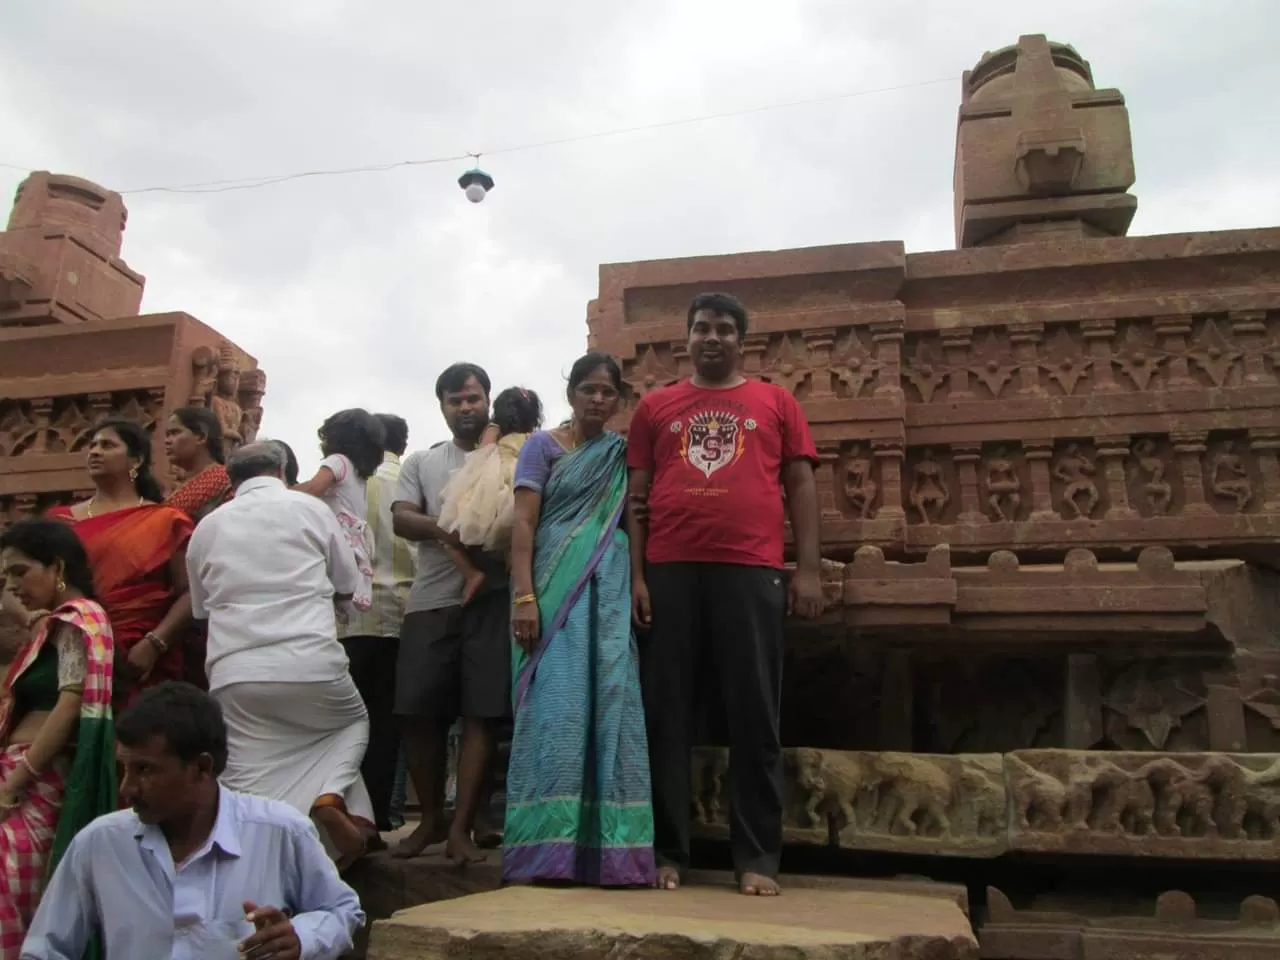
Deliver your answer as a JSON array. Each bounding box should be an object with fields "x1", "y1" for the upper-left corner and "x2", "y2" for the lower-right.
[{"x1": 368, "y1": 873, "x2": 976, "y2": 960}]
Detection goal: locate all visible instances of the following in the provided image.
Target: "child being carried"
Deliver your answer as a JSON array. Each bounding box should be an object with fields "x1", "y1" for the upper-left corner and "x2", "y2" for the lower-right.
[{"x1": 439, "y1": 387, "x2": 542, "y2": 605}]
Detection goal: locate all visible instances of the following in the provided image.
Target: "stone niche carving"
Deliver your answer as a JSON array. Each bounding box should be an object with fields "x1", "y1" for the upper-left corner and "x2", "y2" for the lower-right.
[
  {"x1": 188, "y1": 342, "x2": 264, "y2": 452},
  {"x1": 691, "y1": 747, "x2": 1280, "y2": 861}
]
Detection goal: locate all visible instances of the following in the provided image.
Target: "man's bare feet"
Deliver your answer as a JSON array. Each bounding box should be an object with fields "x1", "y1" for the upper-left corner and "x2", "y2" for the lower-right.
[
  {"x1": 391, "y1": 815, "x2": 449, "y2": 859},
  {"x1": 445, "y1": 827, "x2": 488, "y2": 864},
  {"x1": 313, "y1": 806, "x2": 367, "y2": 872},
  {"x1": 655, "y1": 865, "x2": 681, "y2": 891},
  {"x1": 460, "y1": 569, "x2": 487, "y2": 606},
  {"x1": 739, "y1": 872, "x2": 781, "y2": 896}
]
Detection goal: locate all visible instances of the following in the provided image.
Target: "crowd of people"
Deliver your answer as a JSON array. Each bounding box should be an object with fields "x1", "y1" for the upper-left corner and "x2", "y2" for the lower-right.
[{"x1": 0, "y1": 291, "x2": 825, "y2": 957}]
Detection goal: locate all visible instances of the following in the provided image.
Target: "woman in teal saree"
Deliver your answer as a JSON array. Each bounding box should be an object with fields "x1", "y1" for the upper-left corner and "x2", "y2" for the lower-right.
[{"x1": 504, "y1": 352, "x2": 656, "y2": 887}]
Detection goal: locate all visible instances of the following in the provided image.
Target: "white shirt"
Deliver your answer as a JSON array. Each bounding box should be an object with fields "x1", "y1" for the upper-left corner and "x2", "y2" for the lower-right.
[
  {"x1": 187, "y1": 476, "x2": 359, "y2": 691},
  {"x1": 21, "y1": 787, "x2": 364, "y2": 960},
  {"x1": 337, "y1": 452, "x2": 417, "y2": 640}
]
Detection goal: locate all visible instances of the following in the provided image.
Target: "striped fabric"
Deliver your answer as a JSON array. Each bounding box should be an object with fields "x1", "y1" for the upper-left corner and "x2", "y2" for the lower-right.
[
  {"x1": 339, "y1": 453, "x2": 417, "y2": 639},
  {"x1": 0, "y1": 598, "x2": 116, "y2": 959}
]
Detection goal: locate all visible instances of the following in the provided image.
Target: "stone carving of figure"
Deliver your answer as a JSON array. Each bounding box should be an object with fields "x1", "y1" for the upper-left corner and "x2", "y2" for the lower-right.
[
  {"x1": 984, "y1": 447, "x2": 1021, "y2": 522},
  {"x1": 910, "y1": 449, "x2": 950, "y2": 525},
  {"x1": 1054, "y1": 443, "x2": 1099, "y2": 519},
  {"x1": 189, "y1": 345, "x2": 218, "y2": 407},
  {"x1": 1210, "y1": 441, "x2": 1252, "y2": 512},
  {"x1": 237, "y1": 368, "x2": 267, "y2": 445},
  {"x1": 1131, "y1": 438, "x2": 1172, "y2": 516},
  {"x1": 211, "y1": 344, "x2": 244, "y2": 450},
  {"x1": 842, "y1": 444, "x2": 878, "y2": 519}
]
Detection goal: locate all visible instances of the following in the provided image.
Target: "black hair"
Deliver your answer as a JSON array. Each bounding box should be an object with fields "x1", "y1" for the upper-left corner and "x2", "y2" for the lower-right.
[
  {"x1": 375, "y1": 413, "x2": 409, "y2": 456},
  {"x1": 0, "y1": 518, "x2": 96, "y2": 600},
  {"x1": 491, "y1": 387, "x2": 543, "y2": 436},
  {"x1": 170, "y1": 406, "x2": 226, "y2": 465},
  {"x1": 568, "y1": 351, "x2": 624, "y2": 394},
  {"x1": 115, "y1": 681, "x2": 229, "y2": 776},
  {"x1": 687, "y1": 292, "x2": 749, "y2": 338},
  {"x1": 318, "y1": 408, "x2": 385, "y2": 480},
  {"x1": 90, "y1": 417, "x2": 165, "y2": 503},
  {"x1": 434, "y1": 362, "x2": 491, "y2": 402},
  {"x1": 268, "y1": 439, "x2": 300, "y2": 487}
]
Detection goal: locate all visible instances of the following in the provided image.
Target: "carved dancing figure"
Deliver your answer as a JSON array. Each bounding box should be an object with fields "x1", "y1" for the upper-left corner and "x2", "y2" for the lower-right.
[
  {"x1": 842, "y1": 445, "x2": 878, "y2": 520},
  {"x1": 210, "y1": 344, "x2": 244, "y2": 450},
  {"x1": 1210, "y1": 441, "x2": 1253, "y2": 512},
  {"x1": 1053, "y1": 443, "x2": 1099, "y2": 519},
  {"x1": 984, "y1": 447, "x2": 1022, "y2": 522},
  {"x1": 1131, "y1": 438, "x2": 1172, "y2": 515},
  {"x1": 909, "y1": 449, "x2": 950, "y2": 525}
]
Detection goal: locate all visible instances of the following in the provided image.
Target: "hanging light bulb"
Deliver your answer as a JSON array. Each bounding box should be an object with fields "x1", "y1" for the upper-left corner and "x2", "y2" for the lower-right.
[{"x1": 458, "y1": 165, "x2": 494, "y2": 204}]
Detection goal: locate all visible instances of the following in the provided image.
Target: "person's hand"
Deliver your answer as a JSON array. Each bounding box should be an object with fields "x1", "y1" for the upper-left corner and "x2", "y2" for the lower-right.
[
  {"x1": 240, "y1": 901, "x2": 301, "y2": 960},
  {"x1": 124, "y1": 639, "x2": 159, "y2": 682},
  {"x1": 627, "y1": 493, "x2": 649, "y2": 526},
  {"x1": 631, "y1": 578, "x2": 652, "y2": 629},
  {"x1": 512, "y1": 599, "x2": 540, "y2": 654},
  {"x1": 788, "y1": 569, "x2": 825, "y2": 620}
]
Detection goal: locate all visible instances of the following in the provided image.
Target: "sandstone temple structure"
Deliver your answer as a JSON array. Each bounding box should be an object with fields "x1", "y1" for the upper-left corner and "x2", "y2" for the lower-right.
[
  {"x1": 581, "y1": 32, "x2": 1280, "y2": 960},
  {"x1": 0, "y1": 171, "x2": 266, "y2": 524}
]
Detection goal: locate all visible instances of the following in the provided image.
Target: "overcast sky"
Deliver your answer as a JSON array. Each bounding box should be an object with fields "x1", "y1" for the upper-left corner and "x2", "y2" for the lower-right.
[{"x1": 3, "y1": 0, "x2": 1278, "y2": 475}]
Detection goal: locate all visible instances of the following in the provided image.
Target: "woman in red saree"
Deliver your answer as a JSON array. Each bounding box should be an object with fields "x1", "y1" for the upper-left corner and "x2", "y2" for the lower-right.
[
  {"x1": 46, "y1": 417, "x2": 193, "y2": 712},
  {"x1": 164, "y1": 406, "x2": 232, "y2": 523}
]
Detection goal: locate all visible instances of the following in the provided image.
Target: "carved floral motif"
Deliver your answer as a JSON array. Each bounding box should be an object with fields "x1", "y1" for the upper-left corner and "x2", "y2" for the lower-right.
[
  {"x1": 1112, "y1": 323, "x2": 1164, "y2": 391},
  {"x1": 1103, "y1": 663, "x2": 1207, "y2": 750},
  {"x1": 904, "y1": 337, "x2": 948, "y2": 403},
  {"x1": 967, "y1": 328, "x2": 1018, "y2": 398},
  {"x1": 1039, "y1": 324, "x2": 1092, "y2": 395},
  {"x1": 623, "y1": 344, "x2": 679, "y2": 401}
]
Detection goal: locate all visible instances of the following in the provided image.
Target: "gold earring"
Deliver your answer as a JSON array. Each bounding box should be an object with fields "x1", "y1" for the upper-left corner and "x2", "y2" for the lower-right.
[
  {"x1": 129, "y1": 466, "x2": 139, "y2": 480},
  {"x1": 56, "y1": 577, "x2": 66, "y2": 594}
]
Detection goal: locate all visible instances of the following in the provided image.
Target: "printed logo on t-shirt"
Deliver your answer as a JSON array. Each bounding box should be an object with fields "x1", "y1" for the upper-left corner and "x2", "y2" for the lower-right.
[{"x1": 679, "y1": 409, "x2": 754, "y2": 479}]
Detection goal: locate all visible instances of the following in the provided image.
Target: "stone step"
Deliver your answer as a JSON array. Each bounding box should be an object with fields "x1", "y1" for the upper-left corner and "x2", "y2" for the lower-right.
[{"x1": 367, "y1": 873, "x2": 976, "y2": 960}]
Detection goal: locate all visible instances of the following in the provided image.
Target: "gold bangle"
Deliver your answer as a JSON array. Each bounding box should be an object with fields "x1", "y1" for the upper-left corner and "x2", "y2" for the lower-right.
[
  {"x1": 145, "y1": 632, "x2": 169, "y2": 653},
  {"x1": 20, "y1": 754, "x2": 40, "y2": 778},
  {"x1": 512, "y1": 593, "x2": 537, "y2": 606}
]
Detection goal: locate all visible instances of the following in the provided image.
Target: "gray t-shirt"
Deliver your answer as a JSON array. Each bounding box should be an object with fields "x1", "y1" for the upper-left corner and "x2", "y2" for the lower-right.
[{"x1": 396, "y1": 442, "x2": 507, "y2": 614}]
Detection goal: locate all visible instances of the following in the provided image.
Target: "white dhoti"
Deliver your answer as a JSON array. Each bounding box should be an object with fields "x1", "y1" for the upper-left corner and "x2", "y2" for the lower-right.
[{"x1": 215, "y1": 676, "x2": 375, "y2": 859}]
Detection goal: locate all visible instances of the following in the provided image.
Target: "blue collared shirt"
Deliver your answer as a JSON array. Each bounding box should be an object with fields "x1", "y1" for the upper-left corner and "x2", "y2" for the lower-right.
[{"x1": 22, "y1": 787, "x2": 365, "y2": 960}]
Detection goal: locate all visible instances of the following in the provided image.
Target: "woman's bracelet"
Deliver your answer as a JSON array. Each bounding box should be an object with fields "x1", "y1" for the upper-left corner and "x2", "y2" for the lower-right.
[
  {"x1": 145, "y1": 632, "x2": 170, "y2": 653},
  {"x1": 20, "y1": 754, "x2": 40, "y2": 779},
  {"x1": 512, "y1": 593, "x2": 538, "y2": 607}
]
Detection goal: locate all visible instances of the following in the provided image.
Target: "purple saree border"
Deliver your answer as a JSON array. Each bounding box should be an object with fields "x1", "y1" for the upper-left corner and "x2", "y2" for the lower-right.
[{"x1": 503, "y1": 839, "x2": 657, "y2": 888}]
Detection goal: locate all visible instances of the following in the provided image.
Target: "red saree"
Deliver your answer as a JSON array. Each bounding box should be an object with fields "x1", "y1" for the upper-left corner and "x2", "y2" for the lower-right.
[
  {"x1": 45, "y1": 504, "x2": 193, "y2": 710},
  {"x1": 165, "y1": 464, "x2": 232, "y2": 523}
]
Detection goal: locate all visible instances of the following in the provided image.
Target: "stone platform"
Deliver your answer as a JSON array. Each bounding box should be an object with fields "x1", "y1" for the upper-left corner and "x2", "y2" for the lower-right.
[{"x1": 367, "y1": 873, "x2": 976, "y2": 959}]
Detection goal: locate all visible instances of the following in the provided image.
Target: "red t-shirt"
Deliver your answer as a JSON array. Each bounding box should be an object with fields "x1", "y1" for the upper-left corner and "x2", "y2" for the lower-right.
[{"x1": 627, "y1": 378, "x2": 818, "y2": 569}]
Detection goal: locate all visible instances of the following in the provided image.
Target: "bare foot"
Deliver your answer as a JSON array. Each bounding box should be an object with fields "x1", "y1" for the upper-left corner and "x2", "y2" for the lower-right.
[
  {"x1": 313, "y1": 806, "x2": 367, "y2": 869},
  {"x1": 445, "y1": 827, "x2": 488, "y2": 864},
  {"x1": 473, "y1": 810, "x2": 503, "y2": 849},
  {"x1": 739, "y1": 872, "x2": 781, "y2": 896},
  {"x1": 391, "y1": 816, "x2": 449, "y2": 860},
  {"x1": 460, "y1": 569, "x2": 487, "y2": 607},
  {"x1": 655, "y1": 865, "x2": 681, "y2": 891}
]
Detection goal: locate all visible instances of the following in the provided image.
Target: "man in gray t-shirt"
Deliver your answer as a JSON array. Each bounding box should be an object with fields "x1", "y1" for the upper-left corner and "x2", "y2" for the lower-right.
[{"x1": 391, "y1": 363, "x2": 509, "y2": 864}]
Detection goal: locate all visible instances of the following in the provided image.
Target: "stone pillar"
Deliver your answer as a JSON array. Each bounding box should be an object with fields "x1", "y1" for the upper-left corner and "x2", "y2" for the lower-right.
[
  {"x1": 1205, "y1": 683, "x2": 1249, "y2": 753},
  {"x1": 1231, "y1": 311, "x2": 1274, "y2": 387},
  {"x1": 1080, "y1": 319, "x2": 1120, "y2": 393},
  {"x1": 1249, "y1": 430, "x2": 1280, "y2": 511},
  {"x1": 1010, "y1": 321, "x2": 1046, "y2": 396},
  {"x1": 803, "y1": 329, "x2": 837, "y2": 399},
  {"x1": 870, "y1": 320, "x2": 904, "y2": 398},
  {"x1": 29, "y1": 397, "x2": 53, "y2": 454},
  {"x1": 872, "y1": 440, "x2": 905, "y2": 519},
  {"x1": 1170, "y1": 431, "x2": 1214, "y2": 516},
  {"x1": 952, "y1": 442, "x2": 987, "y2": 524},
  {"x1": 1025, "y1": 440, "x2": 1058, "y2": 520},
  {"x1": 941, "y1": 328, "x2": 974, "y2": 400},
  {"x1": 879, "y1": 650, "x2": 914, "y2": 751},
  {"x1": 815, "y1": 442, "x2": 843, "y2": 520},
  {"x1": 1153, "y1": 315, "x2": 1196, "y2": 389},
  {"x1": 741, "y1": 334, "x2": 770, "y2": 377},
  {"x1": 1097, "y1": 434, "x2": 1138, "y2": 519},
  {"x1": 1064, "y1": 653, "x2": 1104, "y2": 749}
]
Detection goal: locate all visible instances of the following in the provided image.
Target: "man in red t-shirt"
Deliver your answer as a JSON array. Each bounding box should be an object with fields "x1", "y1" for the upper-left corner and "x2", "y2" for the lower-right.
[{"x1": 627, "y1": 292, "x2": 824, "y2": 897}]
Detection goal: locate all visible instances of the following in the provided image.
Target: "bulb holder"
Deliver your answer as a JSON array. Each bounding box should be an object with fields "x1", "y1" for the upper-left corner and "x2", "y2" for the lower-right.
[{"x1": 458, "y1": 167, "x2": 495, "y2": 202}]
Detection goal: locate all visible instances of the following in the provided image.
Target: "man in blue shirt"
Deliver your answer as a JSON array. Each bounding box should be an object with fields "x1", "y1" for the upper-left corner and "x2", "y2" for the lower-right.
[{"x1": 22, "y1": 682, "x2": 365, "y2": 960}]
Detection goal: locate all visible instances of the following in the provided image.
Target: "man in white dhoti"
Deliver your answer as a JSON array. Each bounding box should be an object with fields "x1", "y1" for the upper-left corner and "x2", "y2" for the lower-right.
[{"x1": 186, "y1": 442, "x2": 376, "y2": 871}]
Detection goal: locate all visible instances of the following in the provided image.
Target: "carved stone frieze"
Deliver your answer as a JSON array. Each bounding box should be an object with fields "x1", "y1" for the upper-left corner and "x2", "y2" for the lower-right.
[{"x1": 691, "y1": 747, "x2": 1280, "y2": 861}]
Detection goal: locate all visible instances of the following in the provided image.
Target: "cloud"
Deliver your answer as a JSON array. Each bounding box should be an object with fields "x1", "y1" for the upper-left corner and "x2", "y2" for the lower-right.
[{"x1": 2, "y1": 0, "x2": 1278, "y2": 476}]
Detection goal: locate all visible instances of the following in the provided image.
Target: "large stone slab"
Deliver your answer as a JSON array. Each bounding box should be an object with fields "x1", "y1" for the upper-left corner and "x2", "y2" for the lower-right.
[{"x1": 368, "y1": 875, "x2": 977, "y2": 959}]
